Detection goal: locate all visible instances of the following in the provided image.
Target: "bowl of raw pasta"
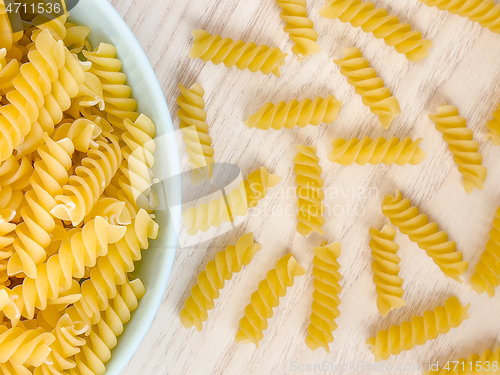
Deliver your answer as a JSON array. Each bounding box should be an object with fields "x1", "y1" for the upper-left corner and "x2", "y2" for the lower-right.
[{"x1": 0, "y1": 0, "x2": 180, "y2": 374}]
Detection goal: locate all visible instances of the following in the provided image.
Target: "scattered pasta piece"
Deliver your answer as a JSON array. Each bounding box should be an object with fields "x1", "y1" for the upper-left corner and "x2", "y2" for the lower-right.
[
  {"x1": 487, "y1": 103, "x2": 500, "y2": 145},
  {"x1": 276, "y1": 0, "x2": 322, "y2": 60},
  {"x1": 294, "y1": 145, "x2": 325, "y2": 237},
  {"x1": 429, "y1": 105, "x2": 487, "y2": 193},
  {"x1": 236, "y1": 254, "x2": 305, "y2": 347},
  {"x1": 244, "y1": 95, "x2": 342, "y2": 130},
  {"x1": 334, "y1": 47, "x2": 401, "y2": 128},
  {"x1": 382, "y1": 190, "x2": 468, "y2": 282},
  {"x1": 178, "y1": 83, "x2": 215, "y2": 184},
  {"x1": 180, "y1": 233, "x2": 261, "y2": 331},
  {"x1": 305, "y1": 241, "x2": 342, "y2": 352},
  {"x1": 420, "y1": 0, "x2": 500, "y2": 34},
  {"x1": 320, "y1": 0, "x2": 433, "y2": 61},
  {"x1": 184, "y1": 167, "x2": 281, "y2": 235},
  {"x1": 367, "y1": 296, "x2": 470, "y2": 361},
  {"x1": 471, "y1": 204, "x2": 500, "y2": 297},
  {"x1": 190, "y1": 30, "x2": 287, "y2": 76},
  {"x1": 329, "y1": 137, "x2": 426, "y2": 165},
  {"x1": 369, "y1": 226, "x2": 405, "y2": 317},
  {"x1": 424, "y1": 346, "x2": 500, "y2": 375}
]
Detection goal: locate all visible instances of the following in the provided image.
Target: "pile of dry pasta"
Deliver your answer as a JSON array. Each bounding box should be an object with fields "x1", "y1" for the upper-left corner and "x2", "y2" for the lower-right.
[
  {"x1": 178, "y1": 0, "x2": 500, "y2": 371},
  {"x1": 0, "y1": 3, "x2": 159, "y2": 375}
]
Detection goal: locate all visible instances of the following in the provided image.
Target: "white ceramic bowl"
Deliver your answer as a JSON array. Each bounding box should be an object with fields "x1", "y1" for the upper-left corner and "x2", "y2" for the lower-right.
[{"x1": 69, "y1": 1, "x2": 180, "y2": 374}]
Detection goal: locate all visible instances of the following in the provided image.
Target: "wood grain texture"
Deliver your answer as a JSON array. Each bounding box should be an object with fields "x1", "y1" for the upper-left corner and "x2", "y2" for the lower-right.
[{"x1": 108, "y1": 0, "x2": 500, "y2": 374}]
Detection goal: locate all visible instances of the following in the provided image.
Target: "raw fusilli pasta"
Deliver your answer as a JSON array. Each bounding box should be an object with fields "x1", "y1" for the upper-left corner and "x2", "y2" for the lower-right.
[
  {"x1": 429, "y1": 105, "x2": 487, "y2": 193},
  {"x1": 236, "y1": 254, "x2": 305, "y2": 347},
  {"x1": 382, "y1": 190, "x2": 468, "y2": 282},
  {"x1": 487, "y1": 103, "x2": 500, "y2": 145},
  {"x1": 0, "y1": 11, "x2": 159, "y2": 373},
  {"x1": 178, "y1": 83, "x2": 215, "y2": 184},
  {"x1": 118, "y1": 115, "x2": 158, "y2": 213},
  {"x1": 367, "y1": 297, "x2": 470, "y2": 361},
  {"x1": 184, "y1": 166, "x2": 281, "y2": 235},
  {"x1": 424, "y1": 346, "x2": 500, "y2": 375},
  {"x1": 53, "y1": 118, "x2": 102, "y2": 152},
  {"x1": 334, "y1": 47, "x2": 401, "y2": 129},
  {"x1": 305, "y1": 241, "x2": 342, "y2": 352},
  {"x1": 319, "y1": 0, "x2": 433, "y2": 61},
  {"x1": 0, "y1": 29, "x2": 85, "y2": 162},
  {"x1": 83, "y1": 43, "x2": 139, "y2": 128},
  {"x1": 34, "y1": 314, "x2": 86, "y2": 375},
  {"x1": 470, "y1": 204, "x2": 500, "y2": 297},
  {"x1": 329, "y1": 137, "x2": 426, "y2": 165},
  {"x1": 276, "y1": 0, "x2": 322, "y2": 59},
  {"x1": 0, "y1": 325, "x2": 55, "y2": 368},
  {"x1": 180, "y1": 233, "x2": 261, "y2": 331},
  {"x1": 7, "y1": 135, "x2": 74, "y2": 280},
  {"x1": 369, "y1": 226, "x2": 405, "y2": 317},
  {"x1": 244, "y1": 95, "x2": 342, "y2": 130},
  {"x1": 190, "y1": 30, "x2": 288, "y2": 76},
  {"x1": 72, "y1": 278, "x2": 145, "y2": 375},
  {"x1": 294, "y1": 145, "x2": 325, "y2": 237},
  {"x1": 420, "y1": 0, "x2": 500, "y2": 34},
  {"x1": 51, "y1": 133, "x2": 123, "y2": 226}
]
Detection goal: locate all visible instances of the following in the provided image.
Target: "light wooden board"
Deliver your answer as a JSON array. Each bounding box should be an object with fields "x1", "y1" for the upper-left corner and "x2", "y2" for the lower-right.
[{"x1": 110, "y1": 0, "x2": 500, "y2": 374}]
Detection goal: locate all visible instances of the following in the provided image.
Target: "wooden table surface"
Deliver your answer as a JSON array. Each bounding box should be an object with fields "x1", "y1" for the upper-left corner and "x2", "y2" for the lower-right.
[{"x1": 109, "y1": 0, "x2": 500, "y2": 374}]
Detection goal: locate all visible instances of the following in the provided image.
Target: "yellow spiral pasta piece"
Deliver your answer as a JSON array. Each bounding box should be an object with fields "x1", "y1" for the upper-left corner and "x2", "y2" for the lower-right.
[
  {"x1": 0, "y1": 29, "x2": 85, "y2": 162},
  {"x1": 190, "y1": 30, "x2": 288, "y2": 77},
  {"x1": 72, "y1": 278, "x2": 145, "y2": 375},
  {"x1": 51, "y1": 133, "x2": 123, "y2": 226},
  {"x1": 244, "y1": 95, "x2": 342, "y2": 130},
  {"x1": 0, "y1": 325, "x2": 55, "y2": 368},
  {"x1": 15, "y1": 216, "x2": 127, "y2": 320},
  {"x1": 53, "y1": 118, "x2": 102, "y2": 152},
  {"x1": 33, "y1": 314, "x2": 86, "y2": 375},
  {"x1": 382, "y1": 190, "x2": 468, "y2": 282},
  {"x1": 329, "y1": 137, "x2": 427, "y2": 165},
  {"x1": 320, "y1": 0, "x2": 433, "y2": 61},
  {"x1": 334, "y1": 47, "x2": 401, "y2": 128},
  {"x1": 0, "y1": 209, "x2": 14, "y2": 285},
  {"x1": 420, "y1": 0, "x2": 500, "y2": 34},
  {"x1": 236, "y1": 254, "x2": 305, "y2": 347},
  {"x1": 84, "y1": 197, "x2": 132, "y2": 226},
  {"x1": 0, "y1": 284, "x2": 20, "y2": 326},
  {"x1": 7, "y1": 135, "x2": 74, "y2": 279},
  {"x1": 0, "y1": 155, "x2": 33, "y2": 191},
  {"x1": 117, "y1": 114, "x2": 158, "y2": 214},
  {"x1": 487, "y1": 103, "x2": 500, "y2": 145},
  {"x1": 429, "y1": 105, "x2": 487, "y2": 193},
  {"x1": 424, "y1": 346, "x2": 500, "y2": 375},
  {"x1": 0, "y1": 3, "x2": 22, "y2": 54},
  {"x1": 367, "y1": 297, "x2": 470, "y2": 361},
  {"x1": 294, "y1": 145, "x2": 325, "y2": 237},
  {"x1": 180, "y1": 233, "x2": 261, "y2": 331},
  {"x1": 64, "y1": 210, "x2": 158, "y2": 327},
  {"x1": 471, "y1": 204, "x2": 500, "y2": 297},
  {"x1": 305, "y1": 242, "x2": 342, "y2": 353},
  {"x1": 0, "y1": 48, "x2": 20, "y2": 96},
  {"x1": 177, "y1": 83, "x2": 215, "y2": 183},
  {"x1": 369, "y1": 226, "x2": 405, "y2": 317},
  {"x1": 276, "y1": 0, "x2": 322, "y2": 59},
  {"x1": 83, "y1": 43, "x2": 139, "y2": 129},
  {"x1": 184, "y1": 166, "x2": 281, "y2": 235},
  {"x1": 32, "y1": 10, "x2": 91, "y2": 54}
]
